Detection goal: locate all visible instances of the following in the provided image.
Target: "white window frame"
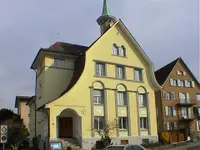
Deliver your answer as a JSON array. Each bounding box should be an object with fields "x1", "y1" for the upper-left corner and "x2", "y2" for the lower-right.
[
  {"x1": 118, "y1": 46, "x2": 125, "y2": 57},
  {"x1": 165, "y1": 106, "x2": 176, "y2": 116},
  {"x1": 180, "y1": 80, "x2": 184, "y2": 87},
  {"x1": 138, "y1": 94, "x2": 147, "y2": 107},
  {"x1": 134, "y1": 68, "x2": 143, "y2": 82},
  {"x1": 117, "y1": 92, "x2": 126, "y2": 105},
  {"x1": 93, "y1": 90, "x2": 103, "y2": 104},
  {"x1": 94, "y1": 117, "x2": 104, "y2": 130},
  {"x1": 197, "y1": 93, "x2": 200, "y2": 101},
  {"x1": 112, "y1": 44, "x2": 118, "y2": 55},
  {"x1": 140, "y1": 117, "x2": 148, "y2": 129},
  {"x1": 96, "y1": 62, "x2": 105, "y2": 76},
  {"x1": 119, "y1": 117, "x2": 128, "y2": 130},
  {"x1": 116, "y1": 65, "x2": 125, "y2": 79}
]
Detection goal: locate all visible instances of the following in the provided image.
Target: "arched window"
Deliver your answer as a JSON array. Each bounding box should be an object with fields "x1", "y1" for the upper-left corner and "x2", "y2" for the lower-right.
[
  {"x1": 117, "y1": 84, "x2": 127, "y2": 106},
  {"x1": 112, "y1": 44, "x2": 118, "y2": 55},
  {"x1": 92, "y1": 81, "x2": 104, "y2": 104},
  {"x1": 137, "y1": 87, "x2": 147, "y2": 107},
  {"x1": 119, "y1": 45, "x2": 126, "y2": 57}
]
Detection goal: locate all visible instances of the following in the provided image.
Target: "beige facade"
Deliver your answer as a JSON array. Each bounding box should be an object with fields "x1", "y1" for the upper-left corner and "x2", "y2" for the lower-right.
[{"x1": 15, "y1": 96, "x2": 32, "y2": 132}]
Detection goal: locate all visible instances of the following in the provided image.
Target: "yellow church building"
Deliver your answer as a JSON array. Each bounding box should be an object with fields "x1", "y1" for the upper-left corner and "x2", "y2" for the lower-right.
[{"x1": 28, "y1": 0, "x2": 161, "y2": 149}]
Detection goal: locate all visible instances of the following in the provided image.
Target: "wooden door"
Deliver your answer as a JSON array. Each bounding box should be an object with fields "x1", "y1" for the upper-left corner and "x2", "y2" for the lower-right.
[{"x1": 59, "y1": 117, "x2": 73, "y2": 138}]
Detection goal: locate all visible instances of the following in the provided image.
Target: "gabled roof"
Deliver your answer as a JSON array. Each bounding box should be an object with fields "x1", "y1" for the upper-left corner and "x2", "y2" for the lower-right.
[
  {"x1": 31, "y1": 42, "x2": 88, "y2": 69},
  {"x1": 155, "y1": 57, "x2": 200, "y2": 87},
  {"x1": 15, "y1": 96, "x2": 33, "y2": 108},
  {"x1": 155, "y1": 58, "x2": 179, "y2": 85},
  {"x1": 42, "y1": 19, "x2": 161, "y2": 108}
]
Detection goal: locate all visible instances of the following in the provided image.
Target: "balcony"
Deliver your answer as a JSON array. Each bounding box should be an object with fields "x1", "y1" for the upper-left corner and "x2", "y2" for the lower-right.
[
  {"x1": 178, "y1": 114, "x2": 194, "y2": 122},
  {"x1": 176, "y1": 99, "x2": 196, "y2": 107}
]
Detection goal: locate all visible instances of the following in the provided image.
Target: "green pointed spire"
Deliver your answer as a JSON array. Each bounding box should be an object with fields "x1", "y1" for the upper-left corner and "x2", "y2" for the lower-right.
[{"x1": 102, "y1": 0, "x2": 111, "y2": 16}]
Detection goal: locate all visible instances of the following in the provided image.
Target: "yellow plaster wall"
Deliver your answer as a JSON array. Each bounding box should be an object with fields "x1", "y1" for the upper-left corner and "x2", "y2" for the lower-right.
[
  {"x1": 94, "y1": 105, "x2": 104, "y2": 116},
  {"x1": 48, "y1": 22, "x2": 158, "y2": 138},
  {"x1": 118, "y1": 107, "x2": 127, "y2": 117}
]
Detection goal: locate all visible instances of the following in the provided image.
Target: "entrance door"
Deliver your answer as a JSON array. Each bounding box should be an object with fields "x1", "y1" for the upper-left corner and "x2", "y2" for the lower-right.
[{"x1": 59, "y1": 117, "x2": 73, "y2": 138}]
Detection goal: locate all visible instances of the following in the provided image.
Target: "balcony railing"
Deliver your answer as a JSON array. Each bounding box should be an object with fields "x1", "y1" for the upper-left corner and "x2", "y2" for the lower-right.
[
  {"x1": 178, "y1": 114, "x2": 194, "y2": 121},
  {"x1": 176, "y1": 99, "x2": 196, "y2": 106}
]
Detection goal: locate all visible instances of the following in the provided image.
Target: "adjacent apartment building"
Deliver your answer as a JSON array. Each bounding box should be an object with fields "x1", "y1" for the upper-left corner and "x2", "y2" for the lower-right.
[
  {"x1": 155, "y1": 57, "x2": 200, "y2": 143},
  {"x1": 15, "y1": 96, "x2": 32, "y2": 132},
  {"x1": 28, "y1": 0, "x2": 161, "y2": 149}
]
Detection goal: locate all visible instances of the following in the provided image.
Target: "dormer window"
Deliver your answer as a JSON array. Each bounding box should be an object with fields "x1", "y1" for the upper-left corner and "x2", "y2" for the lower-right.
[{"x1": 112, "y1": 44, "x2": 126, "y2": 57}]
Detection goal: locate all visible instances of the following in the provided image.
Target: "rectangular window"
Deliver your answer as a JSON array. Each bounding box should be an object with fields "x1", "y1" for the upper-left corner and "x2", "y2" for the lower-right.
[
  {"x1": 116, "y1": 65, "x2": 125, "y2": 79},
  {"x1": 179, "y1": 93, "x2": 189, "y2": 103},
  {"x1": 94, "y1": 117, "x2": 104, "y2": 130},
  {"x1": 53, "y1": 58, "x2": 65, "y2": 68},
  {"x1": 140, "y1": 117, "x2": 148, "y2": 129},
  {"x1": 163, "y1": 92, "x2": 175, "y2": 100},
  {"x1": 134, "y1": 69, "x2": 143, "y2": 81},
  {"x1": 165, "y1": 106, "x2": 176, "y2": 116},
  {"x1": 181, "y1": 107, "x2": 191, "y2": 119},
  {"x1": 164, "y1": 122, "x2": 177, "y2": 130},
  {"x1": 197, "y1": 94, "x2": 200, "y2": 101},
  {"x1": 119, "y1": 117, "x2": 128, "y2": 129},
  {"x1": 96, "y1": 63, "x2": 105, "y2": 76},
  {"x1": 138, "y1": 94, "x2": 147, "y2": 107},
  {"x1": 93, "y1": 90, "x2": 104, "y2": 104},
  {"x1": 117, "y1": 92, "x2": 127, "y2": 105},
  {"x1": 180, "y1": 80, "x2": 184, "y2": 87},
  {"x1": 170, "y1": 79, "x2": 177, "y2": 86}
]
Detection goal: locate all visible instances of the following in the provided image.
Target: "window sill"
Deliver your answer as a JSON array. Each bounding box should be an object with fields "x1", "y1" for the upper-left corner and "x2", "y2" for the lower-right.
[
  {"x1": 111, "y1": 54, "x2": 127, "y2": 58},
  {"x1": 94, "y1": 75, "x2": 145, "y2": 83},
  {"x1": 139, "y1": 106, "x2": 147, "y2": 108},
  {"x1": 117, "y1": 105, "x2": 128, "y2": 107},
  {"x1": 140, "y1": 128, "x2": 148, "y2": 131},
  {"x1": 93, "y1": 104, "x2": 104, "y2": 106},
  {"x1": 134, "y1": 80, "x2": 144, "y2": 83},
  {"x1": 119, "y1": 129, "x2": 128, "y2": 131}
]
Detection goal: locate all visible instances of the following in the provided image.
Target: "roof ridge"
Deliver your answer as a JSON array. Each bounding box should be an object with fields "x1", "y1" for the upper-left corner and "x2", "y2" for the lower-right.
[{"x1": 155, "y1": 57, "x2": 180, "y2": 72}]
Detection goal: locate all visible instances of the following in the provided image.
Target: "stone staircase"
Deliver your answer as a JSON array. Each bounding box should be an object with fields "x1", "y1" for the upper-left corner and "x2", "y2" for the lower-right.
[{"x1": 60, "y1": 138, "x2": 81, "y2": 149}]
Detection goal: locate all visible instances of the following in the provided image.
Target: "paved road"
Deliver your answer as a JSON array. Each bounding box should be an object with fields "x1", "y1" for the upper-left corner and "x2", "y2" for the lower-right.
[{"x1": 167, "y1": 142, "x2": 200, "y2": 150}]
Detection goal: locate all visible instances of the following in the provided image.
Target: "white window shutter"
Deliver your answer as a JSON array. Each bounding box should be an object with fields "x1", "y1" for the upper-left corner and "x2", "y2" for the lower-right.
[
  {"x1": 191, "y1": 81, "x2": 195, "y2": 88},
  {"x1": 177, "y1": 71, "x2": 180, "y2": 75},
  {"x1": 173, "y1": 106, "x2": 176, "y2": 116},
  {"x1": 179, "y1": 93, "x2": 182, "y2": 99},
  {"x1": 170, "y1": 79, "x2": 173, "y2": 86},
  {"x1": 186, "y1": 93, "x2": 190, "y2": 100},
  {"x1": 177, "y1": 80, "x2": 181, "y2": 87},
  {"x1": 188, "y1": 108, "x2": 191, "y2": 115},
  {"x1": 167, "y1": 122, "x2": 170, "y2": 130},
  {"x1": 165, "y1": 106, "x2": 169, "y2": 116},
  {"x1": 183, "y1": 72, "x2": 186, "y2": 76},
  {"x1": 197, "y1": 121, "x2": 200, "y2": 131},
  {"x1": 184, "y1": 80, "x2": 187, "y2": 87}
]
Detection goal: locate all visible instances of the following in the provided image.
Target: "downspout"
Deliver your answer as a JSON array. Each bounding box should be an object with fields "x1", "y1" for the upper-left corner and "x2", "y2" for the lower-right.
[
  {"x1": 43, "y1": 108, "x2": 49, "y2": 150},
  {"x1": 34, "y1": 69, "x2": 37, "y2": 137}
]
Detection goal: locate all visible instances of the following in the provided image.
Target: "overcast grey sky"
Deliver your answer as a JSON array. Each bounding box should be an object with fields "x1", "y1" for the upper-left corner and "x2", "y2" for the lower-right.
[{"x1": 0, "y1": 0, "x2": 199, "y2": 110}]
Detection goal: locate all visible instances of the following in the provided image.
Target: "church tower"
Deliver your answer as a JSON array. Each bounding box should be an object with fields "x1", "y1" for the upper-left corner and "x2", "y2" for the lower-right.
[{"x1": 97, "y1": 0, "x2": 117, "y2": 35}]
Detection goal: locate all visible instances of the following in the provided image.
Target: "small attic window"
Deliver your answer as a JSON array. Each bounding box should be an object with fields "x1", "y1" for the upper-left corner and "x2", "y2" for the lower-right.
[{"x1": 112, "y1": 44, "x2": 126, "y2": 57}]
